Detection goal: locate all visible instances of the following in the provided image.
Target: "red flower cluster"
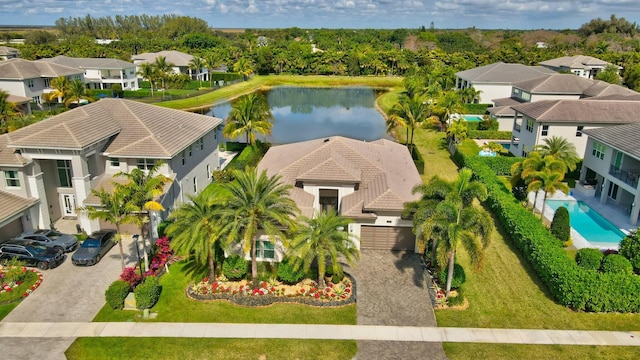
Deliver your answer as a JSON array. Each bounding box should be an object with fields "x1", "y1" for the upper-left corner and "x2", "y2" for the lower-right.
[
  {"x1": 144, "y1": 236, "x2": 173, "y2": 277},
  {"x1": 120, "y1": 267, "x2": 142, "y2": 289}
]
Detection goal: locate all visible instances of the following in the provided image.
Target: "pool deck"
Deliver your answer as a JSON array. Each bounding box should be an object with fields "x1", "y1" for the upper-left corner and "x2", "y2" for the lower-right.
[{"x1": 530, "y1": 189, "x2": 635, "y2": 250}]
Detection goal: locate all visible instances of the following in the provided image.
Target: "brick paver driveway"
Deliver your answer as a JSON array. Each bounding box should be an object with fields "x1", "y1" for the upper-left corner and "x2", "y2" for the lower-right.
[{"x1": 348, "y1": 250, "x2": 448, "y2": 360}]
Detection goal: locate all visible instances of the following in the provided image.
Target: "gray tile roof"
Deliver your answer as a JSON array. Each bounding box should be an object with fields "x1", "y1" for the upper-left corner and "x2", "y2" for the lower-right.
[
  {"x1": 0, "y1": 46, "x2": 19, "y2": 56},
  {"x1": 583, "y1": 123, "x2": 640, "y2": 160},
  {"x1": 0, "y1": 190, "x2": 38, "y2": 223},
  {"x1": 539, "y1": 55, "x2": 620, "y2": 70},
  {"x1": 38, "y1": 55, "x2": 135, "y2": 70},
  {"x1": 0, "y1": 58, "x2": 82, "y2": 80},
  {"x1": 488, "y1": 105, "x2": 515, "y2": 117},
  {"x1": 7, "y1": 98, "x2": 222, "y2": 158},
  {"x1": 132, "y1": 50, "x2": 194, "y2": 66},
  {"x1": 512, "y1": 100, "x2": 640, "y2": 124},
  {"x1": 583, "y1": 81, "x2": 638, "y2": 98},
  {"x1": 455, "y1": 62, "x2": 556, "y2": 83},
  {"x1": 7, "y1": 94, "x2": 31, "y2": 104},
  {"x1": 492, "y1": 97, "x2": 524, "y2": 107},
  {"x1": 257, "y1": 136, "x2": 422, "y2": 219},
  {"x1": 586, "y1": 94, "x2": 640, "y2": 101},
  {"x1": 513, "y1": 74, "x2": 594, "y2": 94},
  {"x1": 0, "y1": 134, "x2": 29, "y2": 166}
]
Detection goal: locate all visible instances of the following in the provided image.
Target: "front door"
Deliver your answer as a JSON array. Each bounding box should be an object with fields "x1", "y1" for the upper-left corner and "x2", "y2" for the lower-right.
[{"x1": 61, "y1": 194, "x2": 76, "y2": 217}]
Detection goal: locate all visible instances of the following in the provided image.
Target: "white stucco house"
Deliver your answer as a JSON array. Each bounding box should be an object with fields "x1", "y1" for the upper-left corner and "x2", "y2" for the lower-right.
[
  {"x1": 37, "y1": 55, "x2": 140, "y2": 91},
  {"x1": 539, "y1": 55, "x2": 621, "y2": 79},
  {"x1": 247, "y1": 136, "x2": 422, "y2": 262},
  {"x1": 132, "y1": 50, "x2": 205, "y2": 81},
  {"x1": 0, "y1": 98, "x2": 222, "y2": 241}
]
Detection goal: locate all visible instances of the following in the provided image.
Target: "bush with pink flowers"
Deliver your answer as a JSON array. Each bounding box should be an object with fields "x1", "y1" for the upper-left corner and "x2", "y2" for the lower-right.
[{"x1": 0, "y1": 261, "x2": 43, "y2": 305}]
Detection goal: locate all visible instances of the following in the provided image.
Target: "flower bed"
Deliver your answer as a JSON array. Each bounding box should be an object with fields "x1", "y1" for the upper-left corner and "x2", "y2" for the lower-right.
[
  {"x1": 187, "y1": 274, "x2": 356, "y2": 307},
  {"x1": 0, "y1": 266, "x2": 43, "y2": 305}
]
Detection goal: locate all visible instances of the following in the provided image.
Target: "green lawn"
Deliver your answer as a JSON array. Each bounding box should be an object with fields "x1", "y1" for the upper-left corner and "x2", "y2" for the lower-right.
[
  {"x1": 442, "y1": 344, "x2": 640, "y2": 360},
  {"x1": 0, "y1": 303, "x2": 18, "y2": 321}
]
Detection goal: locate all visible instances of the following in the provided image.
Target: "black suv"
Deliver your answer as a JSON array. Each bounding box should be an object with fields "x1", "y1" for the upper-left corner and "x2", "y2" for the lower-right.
[{"x1": 0, "y1": 240, "x2": 65, "y2": 270}]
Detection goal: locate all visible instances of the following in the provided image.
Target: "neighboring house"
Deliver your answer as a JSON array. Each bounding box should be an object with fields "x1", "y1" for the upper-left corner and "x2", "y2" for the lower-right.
[
  {"x1": 7, "y1": 94, "x2": 32, "y2": 115},
  {"x1": 250, "y1": 136, "x2": 422, "y2": 262},
  {"x1": 132, "y1": 50, "x2": 204, "y2": 81},
  {"x1": 1, "y1": 98, "x2": 222, "y2": 238},
  {"x1": 509, "y1": 99, "x2": 640, "y2": 157},
  {"x1": 0, "y1": 58, "x2": 84, "y2": 106},
  {"x1": 37, "y1": 55, "x2": 139, "y2": 91},
  {"x1": 580, "y1": 123, "x2": 640, "y2": 226},
  {"x1": 455, "y1": 62, "x2": 556, "y2": 104},
  {"x1": 0, "y1": 46, "x2": 19, "y2": 60},
  {"x1": 539, "y1": 55, "x2": 621, "y2": 79}
]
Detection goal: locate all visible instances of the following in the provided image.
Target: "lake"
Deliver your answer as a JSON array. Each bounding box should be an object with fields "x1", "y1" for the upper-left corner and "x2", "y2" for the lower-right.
[{"x1": 206, "y1": 87, "x2": 389, "y2": 144}]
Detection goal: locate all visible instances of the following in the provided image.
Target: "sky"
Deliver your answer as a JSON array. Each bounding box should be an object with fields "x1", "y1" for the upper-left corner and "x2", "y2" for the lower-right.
[{"x1": 2, "y1": 0, "x2": 640, "y2": 30}]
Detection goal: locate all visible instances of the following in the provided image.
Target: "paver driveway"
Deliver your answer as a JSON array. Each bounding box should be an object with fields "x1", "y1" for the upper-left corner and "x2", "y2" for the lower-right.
[
  {"x1": 1, "y1": 238, "x2": 137, "y2": 360},
  {"x1": 349, "y1": 250, "x2": 448, "y2": 360}
]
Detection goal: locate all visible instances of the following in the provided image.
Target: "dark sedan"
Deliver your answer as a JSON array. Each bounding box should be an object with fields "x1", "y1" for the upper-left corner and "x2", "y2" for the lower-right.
[
  {"x1": 0, "y1": 240, "x2": 65, "y2": 270},
  {"x1": 71, "y1": 230, "x2": 116, "y2": 266}
]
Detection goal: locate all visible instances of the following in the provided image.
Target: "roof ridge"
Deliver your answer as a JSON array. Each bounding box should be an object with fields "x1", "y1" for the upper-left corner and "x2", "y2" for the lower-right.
[{"x1": 119, "y1": 100, "x2": 172, "y2": 156}]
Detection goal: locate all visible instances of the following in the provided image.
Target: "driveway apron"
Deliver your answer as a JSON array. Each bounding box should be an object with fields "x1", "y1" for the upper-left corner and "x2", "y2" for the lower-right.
[{"x1": 349, "y1": 250, "x2": 448, "y2": 359}]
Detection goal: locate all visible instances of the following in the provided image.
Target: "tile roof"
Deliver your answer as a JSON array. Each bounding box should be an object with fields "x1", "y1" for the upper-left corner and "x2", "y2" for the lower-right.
[
  {"x1": 539, "y1": 55, "x2": 620, "y2": 70},
  {"x1": 38, "y1": 55, "x2": 135, "y2": 70},
  {"x1": 7, "y1": 94, "x2": 31, "y2": 104},
  {"x1": 583, "y1": 81, "x2": 639, "y2": 98},
  {"x1": 583, "y1": 123, "x2": 640, "y2": 160},
  {"x1": 488, "y1": 105, "x2": 515, "y2": 117},
  {"x1": 0, "y1": 134, "x2": 29, "y2": 166},
  {"x1": 0, "y1": 190, "x2": 38, "y2": 223},
  {"x1": 257, "y1": 136, "x2": 422, "y2": 219},
  {"x1": 6, "y1": 98, "x2": 222, "y2": 157},
  {"x1": 513, "y1": 74, "x2": 594, "y2": 94},
  {"x1": 492, "y1": 97, "x2": 524, "y2": 107},
  {"x1": 0, "y1": 46, "x2": 19, "y2": 56},
  {"x1": 132, "y1": 50, "x2": 194, "y2": 66},
  {"x1": 455, "y1": 62, "x2": 555, "y2": 83},
  {"x1": 0, "y1": 58, "x2": 82, "y2": 80},
  {"x1": 512, "y1": 99, "x2": 640, "y2": 124}
]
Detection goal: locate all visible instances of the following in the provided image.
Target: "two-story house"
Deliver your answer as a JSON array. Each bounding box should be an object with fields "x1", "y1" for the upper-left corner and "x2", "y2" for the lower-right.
[
  {"x1": 0, "y1": 58, "x2": 84, "y2": 106},
  {"x1": 249, "y1": 136, "x2": 422, "y2": 262},
  {"x1": 37, "y1": 56, "x2": 140, "y2": 91},
  {"x1": 132, "y1": 50, "x2": 203, "y2": 81},
  {"x1": 539, "y1": 55, "x2": 621, "y2": 79},
  {"x1": 1, "y1": 98, "x2": 222, "y2": 238}
]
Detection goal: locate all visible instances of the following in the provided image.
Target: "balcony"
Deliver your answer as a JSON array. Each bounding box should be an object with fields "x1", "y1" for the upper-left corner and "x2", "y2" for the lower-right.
[{"x1": 609, "y1": 165, "x2": 639, "y2": 189}]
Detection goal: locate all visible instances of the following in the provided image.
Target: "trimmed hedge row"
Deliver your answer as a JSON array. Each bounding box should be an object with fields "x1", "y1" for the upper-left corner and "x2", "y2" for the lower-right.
[
  {"x1": 468, "y1": 130, "x2": 512, "y2": 140},
  {"x1": 411, "y1": 146, "x2": 425, "y2": 174},
  {"x1": 460, "y1": 149, "x2": 640, "y2": 312}
]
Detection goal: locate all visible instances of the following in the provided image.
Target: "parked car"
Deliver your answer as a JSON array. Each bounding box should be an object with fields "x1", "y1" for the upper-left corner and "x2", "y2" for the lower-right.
[
  {"x1": 71, "y1": 230, "x2": 116, "y2": 266},
  {"x1": 14, "y1": 229, "x2": 79, "y2": 253},
  {"x1": 0, "y1": 240, "x2": 65, "y2": 270}
]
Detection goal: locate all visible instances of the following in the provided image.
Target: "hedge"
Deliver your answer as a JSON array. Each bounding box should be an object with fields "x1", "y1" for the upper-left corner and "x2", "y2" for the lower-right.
[
  {"x1": 410, "y1": 145, "x2": 425, "y2": 174},
  {"x1": 105, "y1": 280, "x2": 131, "y2": 310},
  {"x1": 468, "y1": 130, "x2": 512, "y2": 140},
  {"x1": 458, "y1": 144, "x2": 640, "y2": 312},
  {"x1": 134, "y1": 276, "x2": 161, "y2": 309}
]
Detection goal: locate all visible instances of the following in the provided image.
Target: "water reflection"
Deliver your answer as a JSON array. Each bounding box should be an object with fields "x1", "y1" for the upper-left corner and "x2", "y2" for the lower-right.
[{"x1": 206, "y1": 87, "x2": 388, "y2": 144}]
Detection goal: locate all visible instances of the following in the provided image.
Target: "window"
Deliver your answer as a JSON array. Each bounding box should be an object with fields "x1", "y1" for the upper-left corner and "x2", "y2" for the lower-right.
[
  {"x1": 592, "y1": 142, "x2": 605, "y2": 160},
  {"x1": 136, "y1": 158, "x2": 154, "y2": 170},
  {"x1": 521, "y1": 92, "x2": 531, "y2": 101},
  {"x1": 32, "y1": 96, "x2": 40, "y2": 104},
  {"x1": 27, "y1": 79, "x2": 34, "y2": 88},
  {"x1": 74, "y1": 74, "x2": 81, "y2": 81},
  {"x1": 257, "y1": 240, "x2": 275, "y2": 260},
  {"x1": 206, "y1": 164, "x2": 211, "y2": 180},
  {"x1": 541, "y1": 125, "x2": 549, "y2": 136},
  {"x1": 576, "y1": 126, "x2": 584, "y2": 137},
  {"x1": 192, "y1": 177, "x2": 198, "y2": 193},
  {"x1": 181, "y1": 150, "x2": 185, "y2": 165},
  {"x1": 522, "y1": 150, "x2": 528, "y2": 157},
  {"x1": 525, "y1": 119, "x2": 534, "y2": 132},
  {"x1": 56, "y1": 160, "x2": 72, "y2": 188},
  {"x1": 199, "y1": 137, "x2": 204, "y2": 150},
  {"x1": 109, "y1": 158, "x2": 120, "y2": 167},
  {"x1": 4, "y1": 170, "x2": 20, "y2": 187},
  {"x1": 188, "y1": 145, "x2": 192, "y2": 157},
  {"x1": 44, "y1": 78, "x2": 51, "y2": 87}
]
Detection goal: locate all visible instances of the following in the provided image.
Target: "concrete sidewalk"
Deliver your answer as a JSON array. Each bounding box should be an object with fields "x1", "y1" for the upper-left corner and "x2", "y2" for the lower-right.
[{"x1": 1, "y1": 322, "x2": 639, "y2": 346}]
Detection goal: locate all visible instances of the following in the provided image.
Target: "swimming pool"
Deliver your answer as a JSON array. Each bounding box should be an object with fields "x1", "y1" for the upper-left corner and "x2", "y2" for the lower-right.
[
  {"x1": 462, "y1": 115, "x2": 483, "y2": 122},
  {"x1": 547, "y1": 200, "x2": 625, "y2": 248}
]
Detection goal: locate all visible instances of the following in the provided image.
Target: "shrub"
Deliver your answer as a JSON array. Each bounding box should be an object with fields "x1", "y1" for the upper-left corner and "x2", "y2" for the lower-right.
[
  {"x1": 222, "y1": 255, "x2": 248, "y2": 281},
  {"x1": 277, "y1": 259, "x2": 305, "y2": 284},
  {"x1": 550, "y1": 206, "x2": 571, "y2": 243},
  {"x1": 601, "y1": 254, "x2": 633, "y2": 275},
  {"x1": 105, "y1": 280, "x2": 131, "y2": 310},
  {"x1": 120, "y1": 267, "x2": 143, "y2": 289},
  {"x1": 575, "y1": 248, "x2": 604, "y2": 271},
  {"x1": 447, "y1": 285, "x2": 466, "y2": 307},
  {"x1": 437, "y1": 263, "x2": 466, "y2": 290},
  {"x1": 619, "y1": 230, "x2": 640, "y2": 273},
  {"x1": 410, "y1": 145, "x2": 425, "y2": 174},
  {"x1": 157, "y1": 220, "x2": 172, "y2": 238},
  {"x1": 134, "y1": 276, "x2": 161, "y2": 309}
]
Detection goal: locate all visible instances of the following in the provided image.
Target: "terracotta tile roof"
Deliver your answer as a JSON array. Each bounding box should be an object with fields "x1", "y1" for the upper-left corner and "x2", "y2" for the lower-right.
[
  {"x1": 257, "y1": 136, "x2": 421, "y2": 218},
  {"x1": 0, "y1": 134, "x2": 29, "y2": 166},
  {"x1": 132, "y1": 51, "x2": 194, "y2": 67},
  {"x1": 0, "y1": 58, "x2": 82, "y2": 80},
  {"x1": 583, "y1": 123, "x2": 640, "y2": 160},
  {"x1": 455, "y1": 62, "x2": 555, "y2": 83},
  {"x1": 0, "y1": 190, "x2": 38, "y2": 223},
  {"x1": 6, "y1": 98, "x2": 222, "y2": 157},
  {"x1": 539, "y1": 55, "x2": 620, "y2": 70},
  {"x1": 512, "y1": 99, "x2": 640, "y2": 124},
  {"x1": 38, "y1": 55, "x2": 135, "y2": 70}
]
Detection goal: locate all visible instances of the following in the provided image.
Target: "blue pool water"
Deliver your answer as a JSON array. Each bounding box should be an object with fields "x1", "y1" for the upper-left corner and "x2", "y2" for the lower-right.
[
  {"x1": 462, "y1": 115, "x2": 483, "y2": 122},
  {"x1": 547, "y1": 200, "x2": 625, "y2": 246}
]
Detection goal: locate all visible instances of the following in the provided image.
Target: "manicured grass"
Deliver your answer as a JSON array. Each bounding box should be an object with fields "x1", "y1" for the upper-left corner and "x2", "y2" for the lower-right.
[
  {"x1": 0, "y1": 303, "x2": 18, "y2": 321},
  {"x1": 66, "y1": 338, "x2": 357, "y2": 360},
  {"x1": 443, "y1": 344, "x2": 640, "y2": 360},
  {"x1": 93, "y1": 261, "x2": 356, "y2": 324}
]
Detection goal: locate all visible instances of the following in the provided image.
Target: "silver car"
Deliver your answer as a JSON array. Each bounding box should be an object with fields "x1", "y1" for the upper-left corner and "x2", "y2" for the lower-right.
[{"x1": 14, "y1": 229, "x2": 79, "y2": 253}]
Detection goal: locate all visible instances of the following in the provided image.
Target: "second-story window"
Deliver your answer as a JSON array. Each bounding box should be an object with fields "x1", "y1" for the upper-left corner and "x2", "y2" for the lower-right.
[
  {"x1": 4, "y1": 170, "x2": 20, "y2": 187},
  {"x1": 576, "y1": 126, "x2": 584, "y2": 137},
  {"x1": 136, "y1": 158, "x2": 154, "y2": 170},
  {"x1": 188, "y1": 145, "x2": 192, "y2": 157},
  {"x1": 110, "y1": 158, "x2": 120, "y2": 168},
  {"x1": 199, "y1": 137, "x2": 204, "y2": 150},
  {"x1": 541, "y1": 125, "x2": 549, "y2": 136},
  {"x1": 44, "y1": 78, "x2": 51, "y2": 88},
  {"x1": 57, "y1": 160, "x2": 72, "y2": 188},
  {"x1": 592, "y1": 142, "x2": 605, "y2": 160},
  {"x1": 181, "y1": 150, "x2": 186, "y2": 165},
  {"x1": 27, "y1": 79, "x2": 34, "y2": 88},
  {"x1": 525, "y1": 119, "x2": 534, "y2": 132}
]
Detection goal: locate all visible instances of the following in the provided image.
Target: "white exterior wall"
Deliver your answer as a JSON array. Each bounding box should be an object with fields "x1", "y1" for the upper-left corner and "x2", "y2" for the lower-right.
[
  {"x1": 302, "y1": 183, "x2": 355, "y2": 213},
  {"x1": 530, "y1": 94, "x2": 581, "y2": 102},
  {"x1": 514, "y1": 120, "x2": 608, "y2": 158},
  {"x1": 0, "y1": 79, "x2": 28, "y2": 97},
  {"x1": 469, "y1": 83, "x2": 512, "y2": 104}
]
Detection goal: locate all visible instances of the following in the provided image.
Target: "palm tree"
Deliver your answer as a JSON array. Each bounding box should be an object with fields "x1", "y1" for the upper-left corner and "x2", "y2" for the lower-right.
[
  {"x1": 434, "y1": 90, "x2": 465, "y2": 131},
  {"x1": 65, "y1": 80, "x2": 91, "y2": 107},
  {"x1": 595, "y1": 64, "x2": 622, "y2": 85},
  {"x1": 534, "y1": 136, "x2": 580, "y2": 171},
  {"x1": 529, "y1": 167, "x2": 570, "y2": 222},
  {"x1": 136, "y1": 63, "x2": 156, "y2": 97},
  {"x1": 511, "y1": 153, "x2": 566, "y2": 213},
  {"x1": 223, "y1": 92, "x2": 274, "y2": 146},
  {"x1": 483, "y1": 142, "x2": 508, "y2": 154},
  {"x1": 289, "y1": 210, "x2": 360, "y2": 288},
  {"x1": 233, "y1": 57, "x2": 254, "y2": 81},
  {"x1": 388, "y1": 94, "x2": 433, "y2": 154},
  {"x1": 79, "y1": 188, "x2": 133, "y2": 271},
  {"x1": 203, "y1": 52, "x2": 221, "y2": 88},
  {"x1": 218, "y1": 169, "x2": 299, "y2": 287},
  {"x1": 49, "y1": 76, "x2": 70, "y2": 104},
  {"x1": 154, "y1": 56, "x2": 174, "y2": 90},
  {"x1": 446, "y1": 118, "x2": 468, "y2": 145},
  {"x1": 0, "y1": 90, "x2": 17, "y2": 132},
  {"x1": 115, "y1": 163, "x2": 171, "y2": 271},
  {"x1": 189, "y1": 56, "x2": 204, "y2": 87}
]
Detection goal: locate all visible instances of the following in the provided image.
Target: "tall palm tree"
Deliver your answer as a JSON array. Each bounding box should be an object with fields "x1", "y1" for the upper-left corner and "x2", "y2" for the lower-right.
[
  {"x1": 512, "y1": 153, "x2": 566, "y2": 213},
  {"x1": 388, "y1": 93, "x2": 433, "y2": 154},
  {"x1": 203, "y1": 52, "x2": 221, "y2": 88},
  {"x1": 529, "y1": 167, "x2": 570, "y2": 221},
  {"x1": 79, "y1": 188, "x2": 133, "y2": 271},
  {"x1": 65, "y1": 80, "x2": 91, "y2": 107},
  {"x1": 289, "y1": 210, "x2": 360, "y2": 288},
  {"x1": 189, "y1": 56, "x2": 204, "y2": 87},
  {"x1": 446, "y1": 118, "x2": 468, "y2": 145},
  {"x1": 233, "y1": 57, "x2": 254, "y2": 81},
  {"x1": 49, "y1": 76, "x2": 70, "y2": 104},
  {"x1": 434, "y1": 90, "x2": 465, "y2": 131},
  {"x1": 218, "y1": 169, "x2": 299, "y2": 287},
  {"x1": 136, "y1": 63, "x2": 156, "y2": 97},
  {"x1": 154, "y1": 56, "x2": 174, "y2": 90},
  {"x1": 223, "y1": 92, "x2": 274, "y2": 146},
  {"x1": 534, "y1": 136, "x2": 580, "y2": 171},
  {"x1": 0, "y1": 90, "x2": 17, "y2": 132}
]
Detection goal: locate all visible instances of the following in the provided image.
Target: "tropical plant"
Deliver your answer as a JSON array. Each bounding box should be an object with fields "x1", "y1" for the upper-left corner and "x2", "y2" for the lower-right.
[
  {"x1": 66, "y1": 80, "x2": 91, "y2": 107},
  {"x1": 575, "y1": 248, "x2": 603, "y2": 270},
  {"x1": 136, "y1": 63, "x2": 156, "y2": 97},
  {"x1": 189, "y1": 56, "x2": 205, "y2": 87},
  {"x1": 48, "y1": 76, "x2": 70, "y2": 103},
  {"x1": 594, "y1": 64, "x2": 622, "y2": 85},
  {"x1": 0, "y1": 90, "x2": 18, "y2": 132},
  {"x1": 289, "y1": 210, "x2": 360, "y2": 288},
  {"x1": 528, "y1": 164, "x2": 570, "y2": 220},
  {"x1": 203, "y1": 51, "x2": 222, "y2": 87},
  {"x1": 153, "y1": 56, "x2": 174, "y2": 90},
  {"x1": 510, "y1": 152, "x2": 566, "y2": 213},
  {"x1": 233, "y1": 57, "x2": 254, "y2": 80},
  {"x1": 223, "y1": 92, "x2": 274, "y2": 146},
  {"x1": 219, "y1": 168, "x2": 299, "y2": 287},
  {"x1": 446, "y1": 118, "x2": 468, "y2": 145},
  {"x1": 534, "y1": 136, "x2": 580, "y2": 171},
  {"x1": 550, "y1": 206, "x2": 570, "y2": 243},
  {"x1": 483, "y1": 142, "x2": 507, "y2": 154},
  {"x1": 387, "y1": 93, "x2": 433, "y2": 153},
  {"x1": 459, "y1": 86, "x2": 482, "y2": 103},
  {"x1": 434, "y1": 90, "x2": 465, "y2": 131},
  {"x1": 619, "y1": 229, "x2": 640, "y2": 273}
]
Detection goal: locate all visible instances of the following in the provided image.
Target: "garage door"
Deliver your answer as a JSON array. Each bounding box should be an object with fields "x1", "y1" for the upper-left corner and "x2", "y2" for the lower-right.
[
  {"x1": 0, "y1": 217, "x2": 24, "y2": 242},
  {"x1": 99, "y1": 219, "x2": 139, "y2": 235},
  {"x1": 360, "y1": 225, "x2": 415, "y2": 251}
]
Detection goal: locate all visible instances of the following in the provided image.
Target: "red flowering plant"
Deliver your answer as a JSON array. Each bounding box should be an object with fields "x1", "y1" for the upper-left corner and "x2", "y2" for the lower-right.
[
  {"x1": 120, "y1": 267, "x2": 143, "y2": 289},
  {"x1": 0, "y1": 263, "x2": 42, "y2": 303},
  {"x1": 143, "y1": 236, "x2": 174, "y2": 277}
]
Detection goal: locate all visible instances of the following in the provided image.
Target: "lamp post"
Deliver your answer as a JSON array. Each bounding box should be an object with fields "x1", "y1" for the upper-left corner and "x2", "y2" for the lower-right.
[{"x1": 132, "y1": 234, "x2": 144, "y2": 278}]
